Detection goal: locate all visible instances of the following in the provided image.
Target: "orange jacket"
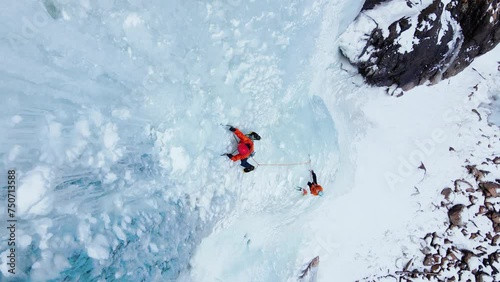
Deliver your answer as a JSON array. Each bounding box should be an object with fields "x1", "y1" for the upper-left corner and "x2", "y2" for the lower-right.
[
  {"x1": 310, "y1": 184, "x2": 323, "y2": 196},
  {"x1": 230, "y1": 129, "x2": 254, "y2": 161},
  {"x1": 303, "y1": 184, "x2": 323, "y2": 196}
]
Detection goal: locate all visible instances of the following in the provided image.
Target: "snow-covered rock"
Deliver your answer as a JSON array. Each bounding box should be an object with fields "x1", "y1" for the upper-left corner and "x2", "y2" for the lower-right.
[
  {"x1": 480, "y1": 181, "x2": 500, "y2": 198},
  {"x1": 448, "y1": 204, "x2": 468, "y2": 226},
  {"x1": 339, "y1": 0, "x2": 500, "y2": 90}
]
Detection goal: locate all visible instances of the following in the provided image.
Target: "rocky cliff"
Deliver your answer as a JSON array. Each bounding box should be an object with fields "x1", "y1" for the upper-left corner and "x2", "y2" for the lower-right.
[{"x1": 339, "y1": 0, "x2": 499, "y2": 91}]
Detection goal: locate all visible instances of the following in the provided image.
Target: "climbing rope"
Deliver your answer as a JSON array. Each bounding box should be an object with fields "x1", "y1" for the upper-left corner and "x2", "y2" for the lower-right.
[{"x1": 251, "y1": 157, "x2": 311, "y2": 167}]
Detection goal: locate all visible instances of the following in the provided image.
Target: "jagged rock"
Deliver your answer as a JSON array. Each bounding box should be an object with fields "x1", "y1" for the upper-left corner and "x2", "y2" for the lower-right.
[
  {"x1": 493, "y1": 157, "x2": 500, "y2": 164},
  {"x1": 446, "y1": 247, "x2": 459, "y2": 261},
  {"x1": 466, "y1": 187, "x2": 475, "y2": 193},
  {"x1": 433, "y1": 254, "x2": 442, "y2": 265},
  {"x1": 458, "y1": 261, "x2": 468, "y2": 270},
  {"x1": 461, "y1": 228, "x2": 469, "y2": 236},
  {"x1": 475, "y1": 245, "x2": 488, "y2": 254},
  {"x1": 493, "y1": 235, "x2": 500, "y2": 246},
  {"x1": 466, "y1": 164, "x2": 478, "y2": 176},
  {"x1": 475, "y1": 273, "x2": 492, "y2": 282},
  {"x1": 466, "y1": 165, "x2": 490, "y2": 182},
  {"x1": 491, "y1": 212, "x2": 500, "y2": 224},
  {"x1": 430, "y1": 264, "x2": 441, "y2": 273},
  {"x1": 431, "y1": 232, "x2": 443, "y2": 248},
  {"x1": 479, "y1": 182, "x2": 500, "y2": 197},
  {"x1": 424, "y1": 254, "x2": 434, "y2": 266},
  {"x1": 339, "y1": 0, "x2": 500, "y2": 90},
  {"x1": 448, "y1": 204, "x2": 468, "y2": 226},
  {"x1": 470, "y1": 232, "x2": 479, "y2": 240},
  {"x1": 418, "y1": 162, "x2": 427, "y2": 174},
  {"x1": 440, "y1": 201, "x2": 446, "y2": 207},
  {"x1": 490, "y1": 251, "x2": 500, "y2": 263},
  {"x1": 469, "y1": 195, "x2": 478, "y2": 205},
  {"x1": 454, "y1": 179, "x2": 473, "y2": 192},
  {"x1": 477, "y1": 206, "x2": 488, "y2": 217},
  {"x1": 441, "y1": 188, "x2": 453, "y2": 200},
  {"x1": 486, "y1": 233, "x2": 493, "y2": 240},
  {"x1": 423, "y1": 233, "x2": 433, "y2": 245}
]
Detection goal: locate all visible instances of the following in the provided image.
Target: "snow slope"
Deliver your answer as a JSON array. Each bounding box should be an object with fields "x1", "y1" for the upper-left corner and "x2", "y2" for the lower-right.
[
  {"x1": 1, "y1": 0, "x2": 498, "y2": 281},
  {"x1": 310, "y1": 47, "x2": 499, "y2": 281}
]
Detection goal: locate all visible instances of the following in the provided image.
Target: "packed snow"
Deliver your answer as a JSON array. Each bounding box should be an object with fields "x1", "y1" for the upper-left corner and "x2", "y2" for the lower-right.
[{"x1": 0, "y1": 0, "x2": 499, "y2": 281}]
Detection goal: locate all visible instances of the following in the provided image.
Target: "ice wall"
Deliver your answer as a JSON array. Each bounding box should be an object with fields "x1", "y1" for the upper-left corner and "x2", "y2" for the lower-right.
[{"x1": 0, "y1": 0, "x2": 356, "y2": 281}]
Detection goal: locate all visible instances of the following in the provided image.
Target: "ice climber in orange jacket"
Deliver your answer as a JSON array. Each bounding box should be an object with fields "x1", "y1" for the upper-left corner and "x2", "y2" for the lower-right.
[
  {"x1": 302, "y1": 170, "x2": 324, "y2": 196},
  {"x1": 225, "y1": 126, "x2": 261, "y2": 173}
]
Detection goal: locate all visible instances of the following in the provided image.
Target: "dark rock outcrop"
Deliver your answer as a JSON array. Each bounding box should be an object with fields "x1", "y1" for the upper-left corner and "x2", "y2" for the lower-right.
[
  {"x1": 443, "y1": 0, "x2": 500, "y2": 78},
  {"x1": 362, "y1": 0, "x2": 391, "y2": 10},
  {"x1": 339, "y1": 0, "x2": 500, "y2": 90}
]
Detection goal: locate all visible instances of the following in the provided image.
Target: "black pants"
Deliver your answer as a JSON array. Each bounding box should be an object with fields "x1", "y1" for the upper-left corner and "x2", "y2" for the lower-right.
[
  {"x1": 240, "y1": 158, "x2": 254, "y2": 169},
  {"x1": 307, "y1": 170, "x2": 317, "y2": 188}
]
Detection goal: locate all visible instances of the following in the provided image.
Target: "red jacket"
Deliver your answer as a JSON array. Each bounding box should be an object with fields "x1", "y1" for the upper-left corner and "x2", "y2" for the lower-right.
[{"x1": 230, "y1": 129, "x2": 254, "y2": 161}]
